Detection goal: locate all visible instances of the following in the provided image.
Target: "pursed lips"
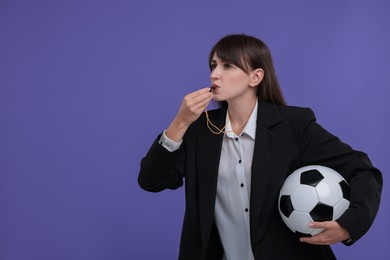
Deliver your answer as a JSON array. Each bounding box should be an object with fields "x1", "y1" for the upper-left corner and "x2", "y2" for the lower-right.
[{"x1": 210, "y1": 84, "x2": 220, "y2": 92}]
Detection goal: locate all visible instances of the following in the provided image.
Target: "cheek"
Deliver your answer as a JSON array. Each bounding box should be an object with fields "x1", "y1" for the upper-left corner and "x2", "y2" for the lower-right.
[{"x1": 230, "y1": 72, "x2": 250, "y2": 86}]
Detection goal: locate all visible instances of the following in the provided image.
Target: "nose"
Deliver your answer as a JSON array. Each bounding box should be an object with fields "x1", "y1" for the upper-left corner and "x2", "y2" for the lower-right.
[{"x1": 210, "y1": 68, "x2": 220, "y2": 82}]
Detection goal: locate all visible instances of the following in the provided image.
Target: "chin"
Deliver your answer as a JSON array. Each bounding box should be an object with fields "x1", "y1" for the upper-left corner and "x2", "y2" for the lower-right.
[{"x1": 212, "y1": 96, "x2": 224, "y2": 102}]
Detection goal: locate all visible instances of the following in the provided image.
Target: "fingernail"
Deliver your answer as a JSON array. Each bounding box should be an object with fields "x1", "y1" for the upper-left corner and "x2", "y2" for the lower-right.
[{"x1": 309, "y1": 222, "x2": 314, "y2": 227}]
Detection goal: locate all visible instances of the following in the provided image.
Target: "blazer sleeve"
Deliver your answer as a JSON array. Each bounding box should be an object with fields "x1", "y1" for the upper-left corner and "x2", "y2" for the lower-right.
[
  {"x1": 297, "y1": 108, "x2": 383, "y2": 245},
  {"x1": 138, "y1": 133, "x2": 185, "y2": 192}
]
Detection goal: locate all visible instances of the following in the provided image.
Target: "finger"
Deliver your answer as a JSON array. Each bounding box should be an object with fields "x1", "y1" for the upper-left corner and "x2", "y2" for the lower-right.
[
  {"x1": 300, "y1": 230, "x2": 332, "y2": 244},
  {"x1": 301, "y1": 234, "x2": 337, "y2": 245},
  {"x1": 187, "y1": 87, "x2": 212, "y2": 98},
  {"x1": 194, "y1": 92, "x2": 213, "y2": 105},
  {"x1": 309, "y1": 221, "x2": 328, "y2": 229},
  {"x1": 186, "y1": 91, "x2": 212, "y2": 107},
  {"x1": 193, "y1": 94, "x2": 212, "y2": 111},
  {"x1": 310, "y1": 221, "x2": 337, "y2": 230},
  {"x1": 182, "y1": 93, "x2": 211, "y2": 114},
  {"x1": 300, "y1": 236, "x2": 326, "y2": 245},
  {"x1": 190, "y1": 97, "x2": 212, "y2": 116}
]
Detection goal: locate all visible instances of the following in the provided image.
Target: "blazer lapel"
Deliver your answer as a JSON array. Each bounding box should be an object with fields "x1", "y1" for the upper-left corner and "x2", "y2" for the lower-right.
[
  {"x1": 196, "y1": 108, "x2": 226, "y2": 250},
  {"x1": 250, "y1": 102, "x2": 283, "y2": 242}
]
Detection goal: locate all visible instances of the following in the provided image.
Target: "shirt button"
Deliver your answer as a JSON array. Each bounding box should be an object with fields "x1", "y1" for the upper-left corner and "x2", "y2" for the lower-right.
[
  {"x1": 235, "y1": 137, "x2": 239, "y2": 141},
  {"x1": 240, "y1": 183, "x2": 244, "y2": 187},
  {"x1": 238, "y1": 159, "x2": 242, "y2": 164},
  {"x1": 245, "y1": 208, "x2": 249, "y2": 212}
]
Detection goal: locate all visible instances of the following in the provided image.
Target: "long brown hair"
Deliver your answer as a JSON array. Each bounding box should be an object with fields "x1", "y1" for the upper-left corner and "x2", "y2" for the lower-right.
[{"x1": 209, "y1": 34, "x2": 286, "y2": 106}]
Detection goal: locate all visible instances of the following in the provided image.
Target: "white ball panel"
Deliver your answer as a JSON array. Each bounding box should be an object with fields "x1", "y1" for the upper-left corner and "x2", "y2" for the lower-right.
[
  {"x1": 316, "y1": 179, "x2": 343, "y2": 206},
  {"x1": 291, "y1": 185, "x2": 318, "y2": 212},
  {"x1": 322, "y1": 171, "x2": 342, "y2": 182},
  {"x1": 333, "y1": 198, "x2": 350, "y2": 220},
  {"x1": 314, "y1": 165, "x2": 346, "y2": 183},
  {"x1": 289, "y1": 211, "x2": 314, "y2": 234},
  {"x1": 280, "y1": 213, "x2": 295, "y2": 232},
  {"x1": 280, "y1": 171, "x2": 301, "y2": 195}
]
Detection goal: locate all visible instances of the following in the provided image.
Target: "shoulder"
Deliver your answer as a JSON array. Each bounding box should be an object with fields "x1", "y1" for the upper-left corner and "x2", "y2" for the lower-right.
[
  {"x1": 258, "y1": 102, "x2": 317, "y2": 130},
  {"x1": 259, "y1": 101, "x2": 316, "y2": 118},
  {"x1": 278, "y1": 104, "x2": 314, "y2": 116},
  {"x1": 276, "y1": 104, "x2": 317, "y2": 123}
]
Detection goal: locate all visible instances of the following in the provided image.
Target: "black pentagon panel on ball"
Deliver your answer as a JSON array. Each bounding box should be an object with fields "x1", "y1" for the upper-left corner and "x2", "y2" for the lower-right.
[
  {"x1": 300, "y1": 169, "x2": 324, "y2": 187},
  {"x1": 339, "y1": 180, "x2": 350, "y2": 201},
  {"x1": 280, "y1": 195, "x2": 294, "y2": 218},
  {"x1": 310, "y1": 203, "x2": 333, "y2": 222}
]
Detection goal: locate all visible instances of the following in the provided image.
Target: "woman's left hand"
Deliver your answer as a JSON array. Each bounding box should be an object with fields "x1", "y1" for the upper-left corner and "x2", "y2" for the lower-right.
[{"x1": 299, "y1": 221, "x2": 350, "y2": 245}]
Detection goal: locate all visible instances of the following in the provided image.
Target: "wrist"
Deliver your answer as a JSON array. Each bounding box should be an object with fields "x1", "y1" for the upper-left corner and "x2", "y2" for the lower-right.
[
  {"x1": 173, "y1": 114, "x2": 192, "y2": 128},
  {"x1": 166, "y1": 118, "x2": 189, "y2": 142}
]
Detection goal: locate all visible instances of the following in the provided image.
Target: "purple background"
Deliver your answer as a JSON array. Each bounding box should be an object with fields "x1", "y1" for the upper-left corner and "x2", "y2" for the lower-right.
[{"x1": 1, "y1": 0, "x2": 389, "y2": 259}]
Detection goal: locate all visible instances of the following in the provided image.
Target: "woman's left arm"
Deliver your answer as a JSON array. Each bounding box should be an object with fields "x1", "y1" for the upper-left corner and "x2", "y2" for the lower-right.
[{"x1": 297, "y1": 108, "x2": 383, "y2": 245}]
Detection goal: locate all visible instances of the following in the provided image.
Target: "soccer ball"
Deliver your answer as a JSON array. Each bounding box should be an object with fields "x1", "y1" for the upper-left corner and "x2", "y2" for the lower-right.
[{"x1": 278, "y1": 165, "x2": 350, "y2": 236}]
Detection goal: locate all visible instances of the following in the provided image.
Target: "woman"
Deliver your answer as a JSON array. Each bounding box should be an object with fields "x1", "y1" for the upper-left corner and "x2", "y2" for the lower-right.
[{"x1": 138, "y1": 34, "x2": 382, "y2": 259}]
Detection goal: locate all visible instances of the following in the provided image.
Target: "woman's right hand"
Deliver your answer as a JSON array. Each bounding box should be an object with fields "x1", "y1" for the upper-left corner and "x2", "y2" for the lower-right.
[{"x1": 166, "y1": 88, "x2": 212, "y2": 142}]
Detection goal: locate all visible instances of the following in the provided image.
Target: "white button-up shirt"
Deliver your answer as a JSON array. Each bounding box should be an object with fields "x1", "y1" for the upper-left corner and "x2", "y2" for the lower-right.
[
  {"x1": 160, "y1": 101, "x2": 257, "y2": 260},
  {"x1": 214, "y1": 101, "x2": 257, "y2": 260}
]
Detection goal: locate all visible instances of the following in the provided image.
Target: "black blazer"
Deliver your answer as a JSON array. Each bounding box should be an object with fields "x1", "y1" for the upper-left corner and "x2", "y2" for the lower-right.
[{"x1": 139, "y1": 102, "x2": 382, "y2": 260}]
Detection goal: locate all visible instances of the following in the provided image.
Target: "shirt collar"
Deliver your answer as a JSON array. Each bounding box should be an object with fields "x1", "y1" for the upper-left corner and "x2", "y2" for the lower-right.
[{"x1": 224, "y1": 99, "x2": 257, "y2": 140}]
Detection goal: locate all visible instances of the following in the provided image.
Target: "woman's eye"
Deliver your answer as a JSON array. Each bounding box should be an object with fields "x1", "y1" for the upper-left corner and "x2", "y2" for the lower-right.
[
  {"x1": 224, "y1": 63, "x2": 232, "y2": 69},
  {"x1": 210, "y1": 64, "x2": 216, "y2": 70}
]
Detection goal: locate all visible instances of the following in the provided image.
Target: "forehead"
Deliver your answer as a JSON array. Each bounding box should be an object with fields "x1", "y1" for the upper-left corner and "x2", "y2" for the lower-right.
[{"x1": 210, "y1": 53, "x2": 223, "y2": 62}]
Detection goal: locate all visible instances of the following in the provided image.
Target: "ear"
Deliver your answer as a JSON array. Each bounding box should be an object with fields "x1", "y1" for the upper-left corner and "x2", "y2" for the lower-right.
[{"x1": 249, "y1": 68, "x2": 264, "y2": 87}]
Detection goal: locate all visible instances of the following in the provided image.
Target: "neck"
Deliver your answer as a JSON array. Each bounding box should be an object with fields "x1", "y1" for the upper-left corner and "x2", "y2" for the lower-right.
[{"x1": 227, "y1": 96, "x2": 257, "y2": 133}]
